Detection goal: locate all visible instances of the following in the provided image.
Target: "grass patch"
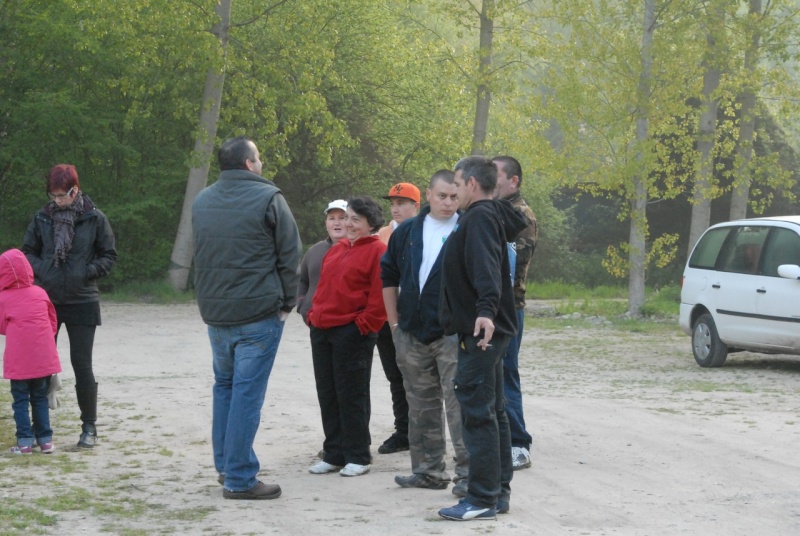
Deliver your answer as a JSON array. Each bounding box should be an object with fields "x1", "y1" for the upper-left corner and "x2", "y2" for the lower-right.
[
  {"x1": 167, "y1": 506, "x2": 217, "y2": 521},
  {"x1": 104, "y1": 280, "x2": 194, "y2": 304},
  {"x1": 0, "y1": 501, "x2": 58, "y2": 533},
  {"x1": 672, "y1": 381, "x2": 755, "y2": 393},
  {"x1": 525, "y1": 282, "x2": 681, "y2": 333},
  {"x1": 640, "y1": 285, "x2": 681, "y2": 318},
  {"x1": 528, "y1": 282, "x2": 626, "y2": 300}
]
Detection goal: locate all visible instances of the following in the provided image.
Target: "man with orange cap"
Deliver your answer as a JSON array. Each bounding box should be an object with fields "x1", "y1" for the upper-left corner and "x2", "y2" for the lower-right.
[{"x1": 375, "y1": 182, "x2": 420, "y2": 454}]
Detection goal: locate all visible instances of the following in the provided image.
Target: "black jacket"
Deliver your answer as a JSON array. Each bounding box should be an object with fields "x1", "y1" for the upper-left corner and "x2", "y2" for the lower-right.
[
  {"x1": 381, "y1": 205, "x2": 456, "y2": 344},
  {"x1": 192, "y1": 169, "x2": 302, "y2": 326},
  {"x1": 22, "y1": 194, "x2": 117, "y2": 305},
  {"x1": 439, "y1": 198, "x2": 528, "y2": 338}
]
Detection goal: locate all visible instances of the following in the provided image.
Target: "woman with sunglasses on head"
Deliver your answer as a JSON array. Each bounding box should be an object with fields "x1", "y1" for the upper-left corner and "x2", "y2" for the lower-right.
[{"x1": 22, "y1": 164, "x2": 117, "y2": 449}]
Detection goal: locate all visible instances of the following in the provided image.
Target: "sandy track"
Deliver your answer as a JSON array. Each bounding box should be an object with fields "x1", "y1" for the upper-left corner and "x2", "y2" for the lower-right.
[{"x1": 1, "y1": 302, "x2": 799, "y2": 535}]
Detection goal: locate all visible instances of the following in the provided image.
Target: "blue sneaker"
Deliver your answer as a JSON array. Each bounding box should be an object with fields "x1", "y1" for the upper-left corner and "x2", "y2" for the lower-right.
[
  {"x1": 438, "y1": 499, "x2": 496, "y2": 521},
  {"x1": 497, "y1": 499, "x2": 510, "y2": 514}
]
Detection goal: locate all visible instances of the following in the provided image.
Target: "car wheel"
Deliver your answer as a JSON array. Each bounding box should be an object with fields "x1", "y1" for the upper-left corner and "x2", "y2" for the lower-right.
[{"x1": 692, "y1": 313, "x2": 728, "y2": 367}]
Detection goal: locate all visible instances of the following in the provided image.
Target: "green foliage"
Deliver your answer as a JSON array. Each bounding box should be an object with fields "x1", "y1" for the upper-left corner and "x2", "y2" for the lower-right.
[
  {"x1": 639, "y1": 284, "x2": 681, "y2": 318},
  {"x1": 1, "y1": 0, "x2": 799, "y2": 286}
]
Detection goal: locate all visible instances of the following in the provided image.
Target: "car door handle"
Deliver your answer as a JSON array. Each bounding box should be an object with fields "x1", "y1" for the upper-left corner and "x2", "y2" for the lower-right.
[
  {"x1": 712, "y1": 284, "x2": 721, "y2": 289},
  {"x1": 756, "y1": 288, "x2": 766, "y2": 294}
]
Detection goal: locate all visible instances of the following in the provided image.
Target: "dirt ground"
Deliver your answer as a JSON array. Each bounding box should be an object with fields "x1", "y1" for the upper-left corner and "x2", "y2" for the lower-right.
[{"x1": 2, "y1": 302, "x2": 800, "y2": 535}]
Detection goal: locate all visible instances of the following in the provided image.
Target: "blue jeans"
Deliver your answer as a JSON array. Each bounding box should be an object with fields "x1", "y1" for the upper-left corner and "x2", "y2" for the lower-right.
[
  {"x1": 11, "y1": 377, "x2": 52, "y2": 447},
  {"x1": 503, "y1": 308, "x2": 532, "y2": 449},
  {"x1": 455, "y1": 334, "x2": 513, "y2": 509},
  {"x1": 209, "y1": 315, "x2": 284, "y2": 492}
]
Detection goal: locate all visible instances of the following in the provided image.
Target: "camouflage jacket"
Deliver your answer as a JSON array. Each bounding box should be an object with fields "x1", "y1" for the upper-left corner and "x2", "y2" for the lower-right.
[{"x1": 506, "y1": 192, "x2": 537, "y2": 308}]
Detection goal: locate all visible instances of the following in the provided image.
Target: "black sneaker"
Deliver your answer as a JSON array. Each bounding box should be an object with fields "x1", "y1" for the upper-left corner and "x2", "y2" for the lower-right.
[
  {"x1": 378, "y1": 433, "x2": 409, "y2": 454},
  {"x1": 395, "y1": 474, "x2": 449, "y2": 489}
]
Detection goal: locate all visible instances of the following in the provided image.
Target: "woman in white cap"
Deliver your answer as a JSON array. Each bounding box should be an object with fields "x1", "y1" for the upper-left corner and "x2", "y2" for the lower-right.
[{"x1": 296, "y1": 199, "x2": 348, "y2": 324}]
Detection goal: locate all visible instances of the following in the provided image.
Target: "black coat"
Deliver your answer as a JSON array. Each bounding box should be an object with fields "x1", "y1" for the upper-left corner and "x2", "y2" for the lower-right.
[
  {"x1": 22, "y1": 194, "x2": 117, "y2": 305},
  {"x1": 439, "y1": 198, "x2": 528, "y2": 338}
]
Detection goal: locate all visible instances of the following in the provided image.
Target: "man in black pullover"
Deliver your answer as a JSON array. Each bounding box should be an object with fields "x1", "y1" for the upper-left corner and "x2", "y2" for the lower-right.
[{"x1": 438, "y1": 156, "x2": 529, "y2": 521}]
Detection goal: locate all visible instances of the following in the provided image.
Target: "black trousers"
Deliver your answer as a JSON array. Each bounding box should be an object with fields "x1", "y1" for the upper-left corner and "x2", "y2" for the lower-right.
[
  {"x1": 311, "y1": 323, "x2": 377, "y2": 466},
  {"x1": 57, "y1": 322, "x2": 97, "y2": 390}
]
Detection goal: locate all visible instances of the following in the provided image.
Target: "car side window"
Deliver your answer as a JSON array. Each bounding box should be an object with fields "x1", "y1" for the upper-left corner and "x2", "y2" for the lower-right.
[
  {"x1": 689, "y1": 228, "x2": 730, "y2": 269},
  {"x1": 717, "y1": 226, "x2": 769, "y2": 274},
  {"x1": 761, "y1": 227, "x2": 800, "y2": 277}
]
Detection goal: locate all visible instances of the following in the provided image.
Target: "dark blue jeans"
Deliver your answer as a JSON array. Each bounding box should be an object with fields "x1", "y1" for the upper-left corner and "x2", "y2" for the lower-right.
[
  {"x1": 454, "y1": 334, "x2": 513, "y2": 508},
  {"x1": 11, "y1": 377, "x2": 52, "y2": 447},
  {"x1": 310, "y1": 322, "x2": 376, "y2": 466},
  {"x1": 503, "y1": 308, "x2": 532, "y2": 449}
]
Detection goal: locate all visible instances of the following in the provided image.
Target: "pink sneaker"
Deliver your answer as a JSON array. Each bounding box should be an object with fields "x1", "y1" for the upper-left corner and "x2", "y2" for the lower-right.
[
  {"x1": 39, "y1": 442, "x2": 55, "y2": 454},
  {"x1": 9, "y1": 445, "x2": 32, "y2": 454}
]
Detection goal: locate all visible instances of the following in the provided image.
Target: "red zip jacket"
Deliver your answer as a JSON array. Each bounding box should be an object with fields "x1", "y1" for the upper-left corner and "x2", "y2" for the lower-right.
[
  {"x1": 308, "y1": 235, "x2": 387, "y2": 335},
  {"x1": 0, "y1": 249, "x2": 61, "y2": 380}
]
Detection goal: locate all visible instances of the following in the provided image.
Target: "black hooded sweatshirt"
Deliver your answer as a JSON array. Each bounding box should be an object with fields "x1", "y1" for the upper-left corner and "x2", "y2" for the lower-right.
[{"x1": 439, "y1": 198, "x2": 530, "y2": 338}]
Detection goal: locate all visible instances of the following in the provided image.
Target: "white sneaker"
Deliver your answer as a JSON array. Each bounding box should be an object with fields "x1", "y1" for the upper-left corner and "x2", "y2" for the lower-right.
[
  {"x1": 309, "y1": 461, "x2": 343, "y2": 474},
  {"x1": 339, "y1": 463, "x2": 370, "y2": 477},
  {"x1": 512, "y1": 446, "x2": 532, "y2": 470}
]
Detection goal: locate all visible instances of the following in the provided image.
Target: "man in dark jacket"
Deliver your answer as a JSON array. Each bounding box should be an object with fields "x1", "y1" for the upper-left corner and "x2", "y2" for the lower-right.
[
  {"x1": 381, "y1": 169, "x2": 469, "y2": 496},
  {"x1": 492, "y1": 155, "x2": 537, "y2": 471},
  {"x1": 438, "y1": 156, "x2": 528, "y2": 521},
  {"x1": 192, "y1": 136, "x2": 301, "y2": 501}
]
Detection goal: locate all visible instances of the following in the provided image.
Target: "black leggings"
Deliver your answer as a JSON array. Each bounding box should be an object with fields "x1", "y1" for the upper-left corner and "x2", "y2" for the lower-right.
[{"x1": 57, "y1": 323, "x2": 97, "y2": 390}]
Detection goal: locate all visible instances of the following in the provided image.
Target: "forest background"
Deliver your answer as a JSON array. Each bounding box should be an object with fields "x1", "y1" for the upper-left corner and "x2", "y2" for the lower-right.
[{"x1": 2, "y1": 0, "x2": 800, "y2": 315}]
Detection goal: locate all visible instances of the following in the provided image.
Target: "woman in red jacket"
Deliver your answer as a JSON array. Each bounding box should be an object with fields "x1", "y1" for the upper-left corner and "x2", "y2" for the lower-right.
[{"x1": 307, "y1": 196, "x2": 387, "y2": 477}]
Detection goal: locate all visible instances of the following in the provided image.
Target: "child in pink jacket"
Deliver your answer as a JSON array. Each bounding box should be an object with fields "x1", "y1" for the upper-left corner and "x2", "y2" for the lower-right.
[{"x1": 0, "y1": 249, "x2": 61, "y2": 454}]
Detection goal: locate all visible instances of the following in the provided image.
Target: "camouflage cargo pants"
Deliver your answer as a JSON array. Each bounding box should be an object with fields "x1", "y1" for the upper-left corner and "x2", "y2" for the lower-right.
[{"x1": 392, "y1": 328, "x2": 469, "y2": 482}]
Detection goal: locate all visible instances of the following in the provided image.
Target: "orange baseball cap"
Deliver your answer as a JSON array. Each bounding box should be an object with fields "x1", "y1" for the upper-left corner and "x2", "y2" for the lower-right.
[{"x1": 383, "y1": 182, "x2": 420, "y2": 204}]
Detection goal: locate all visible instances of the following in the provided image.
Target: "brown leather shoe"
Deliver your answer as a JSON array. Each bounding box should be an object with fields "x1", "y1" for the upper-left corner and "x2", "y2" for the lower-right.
[{"x1": 223, "y1": 481, "x2": 281, "y2": 500}]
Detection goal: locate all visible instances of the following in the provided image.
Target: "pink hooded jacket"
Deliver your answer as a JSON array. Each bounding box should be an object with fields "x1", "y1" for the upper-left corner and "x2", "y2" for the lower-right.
[{"x1": 0, "y1": 249, "x2": 61, "y2": 380}]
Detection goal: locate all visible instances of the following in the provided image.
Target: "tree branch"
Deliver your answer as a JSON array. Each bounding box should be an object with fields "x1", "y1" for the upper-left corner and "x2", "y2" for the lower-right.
[{"x1": 231, "y1": 0, "x2": 293, "y2": 28}]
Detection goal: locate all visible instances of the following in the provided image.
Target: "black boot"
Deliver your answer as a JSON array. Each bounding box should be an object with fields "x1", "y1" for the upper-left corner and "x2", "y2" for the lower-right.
[{"x1": 75, "y1": 383, "x2": 98, "y2": 448}]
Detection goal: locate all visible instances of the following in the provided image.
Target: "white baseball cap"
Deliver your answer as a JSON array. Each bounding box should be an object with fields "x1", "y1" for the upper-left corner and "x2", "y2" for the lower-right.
[{"x1": 324, "y1": 199, "x2": 348, "y2": 214}]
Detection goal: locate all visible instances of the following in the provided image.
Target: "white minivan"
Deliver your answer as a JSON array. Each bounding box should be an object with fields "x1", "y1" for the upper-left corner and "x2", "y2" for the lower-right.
[{"x1": 679, "y1": 216, "x2": 800, "y2": 367}]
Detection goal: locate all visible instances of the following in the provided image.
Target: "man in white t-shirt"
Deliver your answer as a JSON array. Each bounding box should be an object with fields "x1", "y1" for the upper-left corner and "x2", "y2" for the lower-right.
[{"x1": 380, "y1": 170, "x2": 469, "y2": 496}]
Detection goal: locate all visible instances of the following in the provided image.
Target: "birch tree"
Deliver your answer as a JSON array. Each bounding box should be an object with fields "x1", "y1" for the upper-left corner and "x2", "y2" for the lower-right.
[
  {"x1": 628, "y1": 0, "x2": 657, "y2": 315},
  {"x1": 541, "y1": 1, "x2": 698, "y2": 314}
]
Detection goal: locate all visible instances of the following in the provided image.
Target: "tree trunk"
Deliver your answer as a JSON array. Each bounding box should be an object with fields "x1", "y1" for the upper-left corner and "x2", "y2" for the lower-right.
[
  {"x1": 688, "y1": 70, "x2": 720, "y2": 252},
  {"x1": 729, "y1": 0, "x2": 762, "y2": 221},
  {"x1": 628, "y1": 0, "x2": 656, "y2": 317},
  {"x1": 688, "y1": 1, "x2": 724, "y2": 254},
  {"x1": 471, "y1": 0, "x2": 494, "y2": 156},
  {"x1": 167, "y1": 0, "x2": 232, "y2": 291}
]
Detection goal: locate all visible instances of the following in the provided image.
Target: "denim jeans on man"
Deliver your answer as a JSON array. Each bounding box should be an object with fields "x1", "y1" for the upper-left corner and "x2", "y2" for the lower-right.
[
  {"x1": 454, "y1": 334, "x2": 513, "y2": 508},
  {"x1": 209, "y1": 315, "x2": 284, "y2": 492},
  {"x1": 11, "y1": 376, "x2": 52, "y2": 447},
  {"x1": 503, "y1": 308, "x2": 532, "y2": 449}
]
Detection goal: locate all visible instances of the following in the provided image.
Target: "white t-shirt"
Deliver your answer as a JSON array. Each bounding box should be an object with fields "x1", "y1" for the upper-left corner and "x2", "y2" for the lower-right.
[{"x1": 419, "y1": 213, "x2": 459, "y2": 291}]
